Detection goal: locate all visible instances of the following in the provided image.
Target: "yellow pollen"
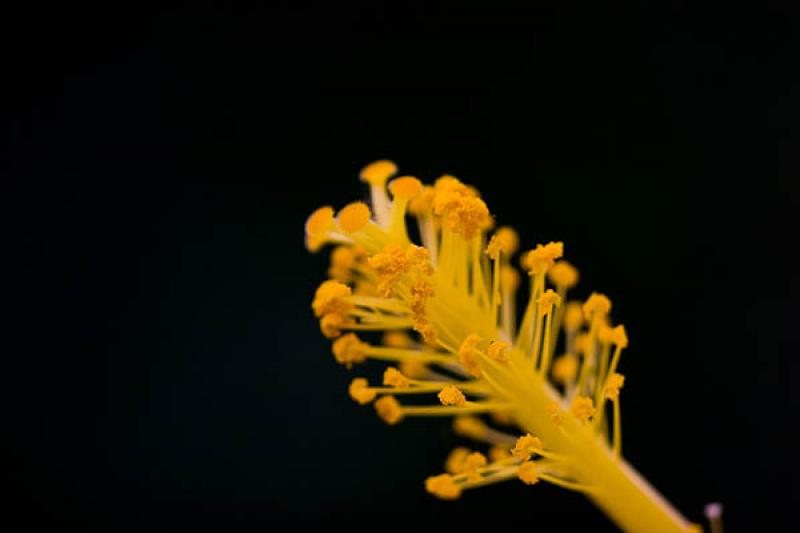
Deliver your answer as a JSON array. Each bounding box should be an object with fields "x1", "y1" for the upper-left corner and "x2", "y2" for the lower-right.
[
  {"x1": 320, "y1": 313, "x2": 344, "y2": 338},
  {"x1": 453, "y1": 416, "x2": 488, "y2": 439},
  {"x1": 348, "y1": 378, "x2": 377, "y2": 405},
  {"x1": 571, "y1": 396, "x2": 596, "y2": 421},
  {"x1": 551, "y1": 353, "x2": 578, "y2": 385},
  {"x1": 462, "y1": 452, "x2": 488, "y2": 481},
  {"x1": 383, "y1": 366, "x2": 410, "y2": 388},
  {"x1": 525, "y1": 241, "x2": 564, "y2": 275},
  {"x1": 539, "y1": 289, "x2": 562, "y2": 316},
  {"x1": 305, "y1": 206, "x2": 334, "y2": 236},
  {"x1": 383, "y1": 330, "x2": 413, "y2": 348},
  {"x1": 438, "y1": 385, "x2": 467, "y2": 406},
  {"x1": 360, "y1": 159, "x2": 398, "y2": 185},
  {"x1": 375, "y1": 395, "x2": 404, "y2": 425},
  {"x1": 518, "y1": 461, "x2": 540, "y2": 485},
  {"x1": 548, "y1": 259, "x2": 579, "y2": 288},
  {"x1": 444, "y1": 196, "x2": 491, "y2": 240},
  {"x1": 331, "y1": 333, "x2": 368, "y2": 366},
  {"x1": 564, "y1": 301, "x2": 584, "y2": 332},
  {"x1": 512, "y1": 433, "x2": 544, "y2": 460},
  {"x1": 337, "y1": 202, "x2": 372, "y2": 233},
  {"x1": 583, "y1": 292, "x2": 612, "y2": 320},
  {"x1": 605, "y1": 372, "x2": 625, "y2": 400},
  {"x1": 611, "y1": 325, "x2": 629, "y2": 348},
  {"x1": 445, "y1": 447, "x2": 471, "y2": 474},
  {"x1": 312, "y1": 280, "x2": 353, "y2": 317},
  {"x1": 388, "y1": 176, "x2": 423, "y2": 199},
  {"x1": 425, "y1": 474, "x2": 462, "y2": 500},
  {"x1": 486, "y1": 234, "x2": 503, "y2": 260},
  {"x1": 487, "y1": 340, "x2": 510, "y2": 362}
]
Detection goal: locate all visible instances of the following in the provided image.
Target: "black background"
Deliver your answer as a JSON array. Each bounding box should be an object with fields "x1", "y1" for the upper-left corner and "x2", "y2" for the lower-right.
[{"x1": 9, "y1": 2, "x2": 798, "y2": 531}]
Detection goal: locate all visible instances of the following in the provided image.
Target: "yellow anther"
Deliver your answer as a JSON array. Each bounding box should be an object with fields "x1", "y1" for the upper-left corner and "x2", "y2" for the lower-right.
[
  {"x1": 305, "y1": 206, "x2": 334, "y2": 239},
  {"x1": 438, "y1": 385, "x2": 467, "y2": 406},
  {"x1": 583, "y1": 292, "x2": 612, "y2": 320},
  {"x1": 383, "y1": 366, "x2": 410, "y2": 388},
  {"x1": 487, "y1": 340, "x2": 510, "y2": 362},
  {"x1": 547, "y1": 260, "x2": 579, "y2": 288},
  {"x1": 546, "y1": 401, "x2": 565, "y2": 426},
  {"x1": 571, "y1": 396, "x2": 596, "y2": 421},
  {"x1": 512, "y1": 433, "x2": 544, "y2": 460},
  {"x1": 348, "y1": 378, "x2": 377, "y2": 405},
  {"x1": 611, "y1": 325, "x2": 629, "y2": 348},
  {"x1": 538, "y1": 289, "x2": 562, "y2": 316},
  {"x1": 368, "y1": 243, "x2": 413, "y2": 297},
  {"x1": 399, "y1": 359, "x2": 428, "y2": 379},
  {"x1": 445, "y1": 447, "x2": 471, "y2": 474},
  {"x1": 425, "y1": 473, "x2": 462, "y2": 500},
  {"x1": 551, "y1": 353, "x2": 578, "y2": 385},
  {"x1": 489, "y1": 445, "x2": 512, "y2": 462},
  {"x1": 564, "y1": 302, "x2": 584, "y2": 333},
  {"x1": 486, "y1": 234, "x2": 503, "y2": 260},
  {"x1": 320, "y1": 313, "x2": 344, "y2": 338},
  {"x1": 408, "y1": 185, "x2": 435, "y2": 215},
  {"x1": 462, "y1": 452, "x2": 488, "y2": 481},
  {"x1": 524, "y1": 242, "x2": 564, "y2": 275},
  {"x1": 501, "y1": 265, "x2": 520, "y2": 292},
  {"x1": 444, "y1": 196, "x2": 491, "y2": 240},
  {"x1": 453, "y1": 415, "x2": 488, "y2": 439},
  {"x1": 382, "y1": 330, "x2": 413, "y2": 348},
  {"x1": 331, "y1": 333, "x2": 368, "y2": 367},
  {"x1": 458, "y1": 334, "x2": 483, "y2": 377},
  {"x1": 605, "y1": 372, "x2": 625, "y2": 400},
  {"x1": 388, "y1": 176, "x2": 423, "y2": 200},
  {"x1": 337, "y1": 202, "x2": 372, "y2": 233},
  {"x1": 518, "y1": 461, "x2": 540, "y2": 485},
  {"x1": 597, "y1": 323, "x2": 615, "y2": 344},
  {"x1": 375, "y1": 395, "x2": 404, "y2": 425},
  {"x1": 406, "y1": 245, "x2": 435, "y2": 275},
  {"x1": 311, "y1": 280, "x2": 353, "y2": 317},
  {"x1": 360, "y1": 159, "x2": 397, "y2": 185}
]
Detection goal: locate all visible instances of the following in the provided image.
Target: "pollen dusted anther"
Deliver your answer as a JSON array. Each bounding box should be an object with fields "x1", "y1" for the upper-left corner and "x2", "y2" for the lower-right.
[{"x1": 305, "y1": 160, "x2": 694, "y2": 532}]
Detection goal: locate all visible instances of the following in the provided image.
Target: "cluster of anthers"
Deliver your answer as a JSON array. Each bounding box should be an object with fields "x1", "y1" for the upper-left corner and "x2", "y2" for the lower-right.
[{"x1": 305, "y1": 161, "x2": 698, "y2": 532}]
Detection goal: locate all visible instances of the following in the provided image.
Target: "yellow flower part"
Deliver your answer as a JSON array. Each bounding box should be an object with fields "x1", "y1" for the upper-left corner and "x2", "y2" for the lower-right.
[
  {"x1": 605, "y1": 372, "x2": 626, "y2": 400},
  {"x1": 348, "y1": 378, "x2": 376, "y2": 405},
  {"x1": 425, "y1": 474, "x2": 462, "y2": 500},
  {"x1": 571, "y1": 396, "x2": 596, "y2": 421},
  {"x1": 518, "y1": 461, "x2": 540, "y2": 485},
  {"x1": 445, "y1": 447, "x2": 471, "y2": 474},
  {"x1": 306, "y1": 161, "x2": 694, "y2": 532},
  {"x1": 438, "y1": 385, "x2": 466, "y2": 406},
  {"x1": 383, "y1": 366, "x2": 410, "y2": 388},
  {"x1": 547, "y1": 259, "x2": 579, "y2": 288},
  {"x1": 512, "y1": 433, "x2": 544, "y2": 460},
  {"x1": 487, "y1": 340, "x2": 510, "y2": 362}
]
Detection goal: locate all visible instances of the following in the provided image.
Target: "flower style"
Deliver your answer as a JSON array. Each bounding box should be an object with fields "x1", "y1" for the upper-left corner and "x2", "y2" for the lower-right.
[{"x1": 305, "y1": 160, "x2": 698, "y2": 532}]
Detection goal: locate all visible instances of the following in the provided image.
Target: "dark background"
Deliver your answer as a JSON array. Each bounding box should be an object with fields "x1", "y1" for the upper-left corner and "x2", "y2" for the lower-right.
[{"x1": 9, "y1": 2, "x2": 798, "y2": 531}]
